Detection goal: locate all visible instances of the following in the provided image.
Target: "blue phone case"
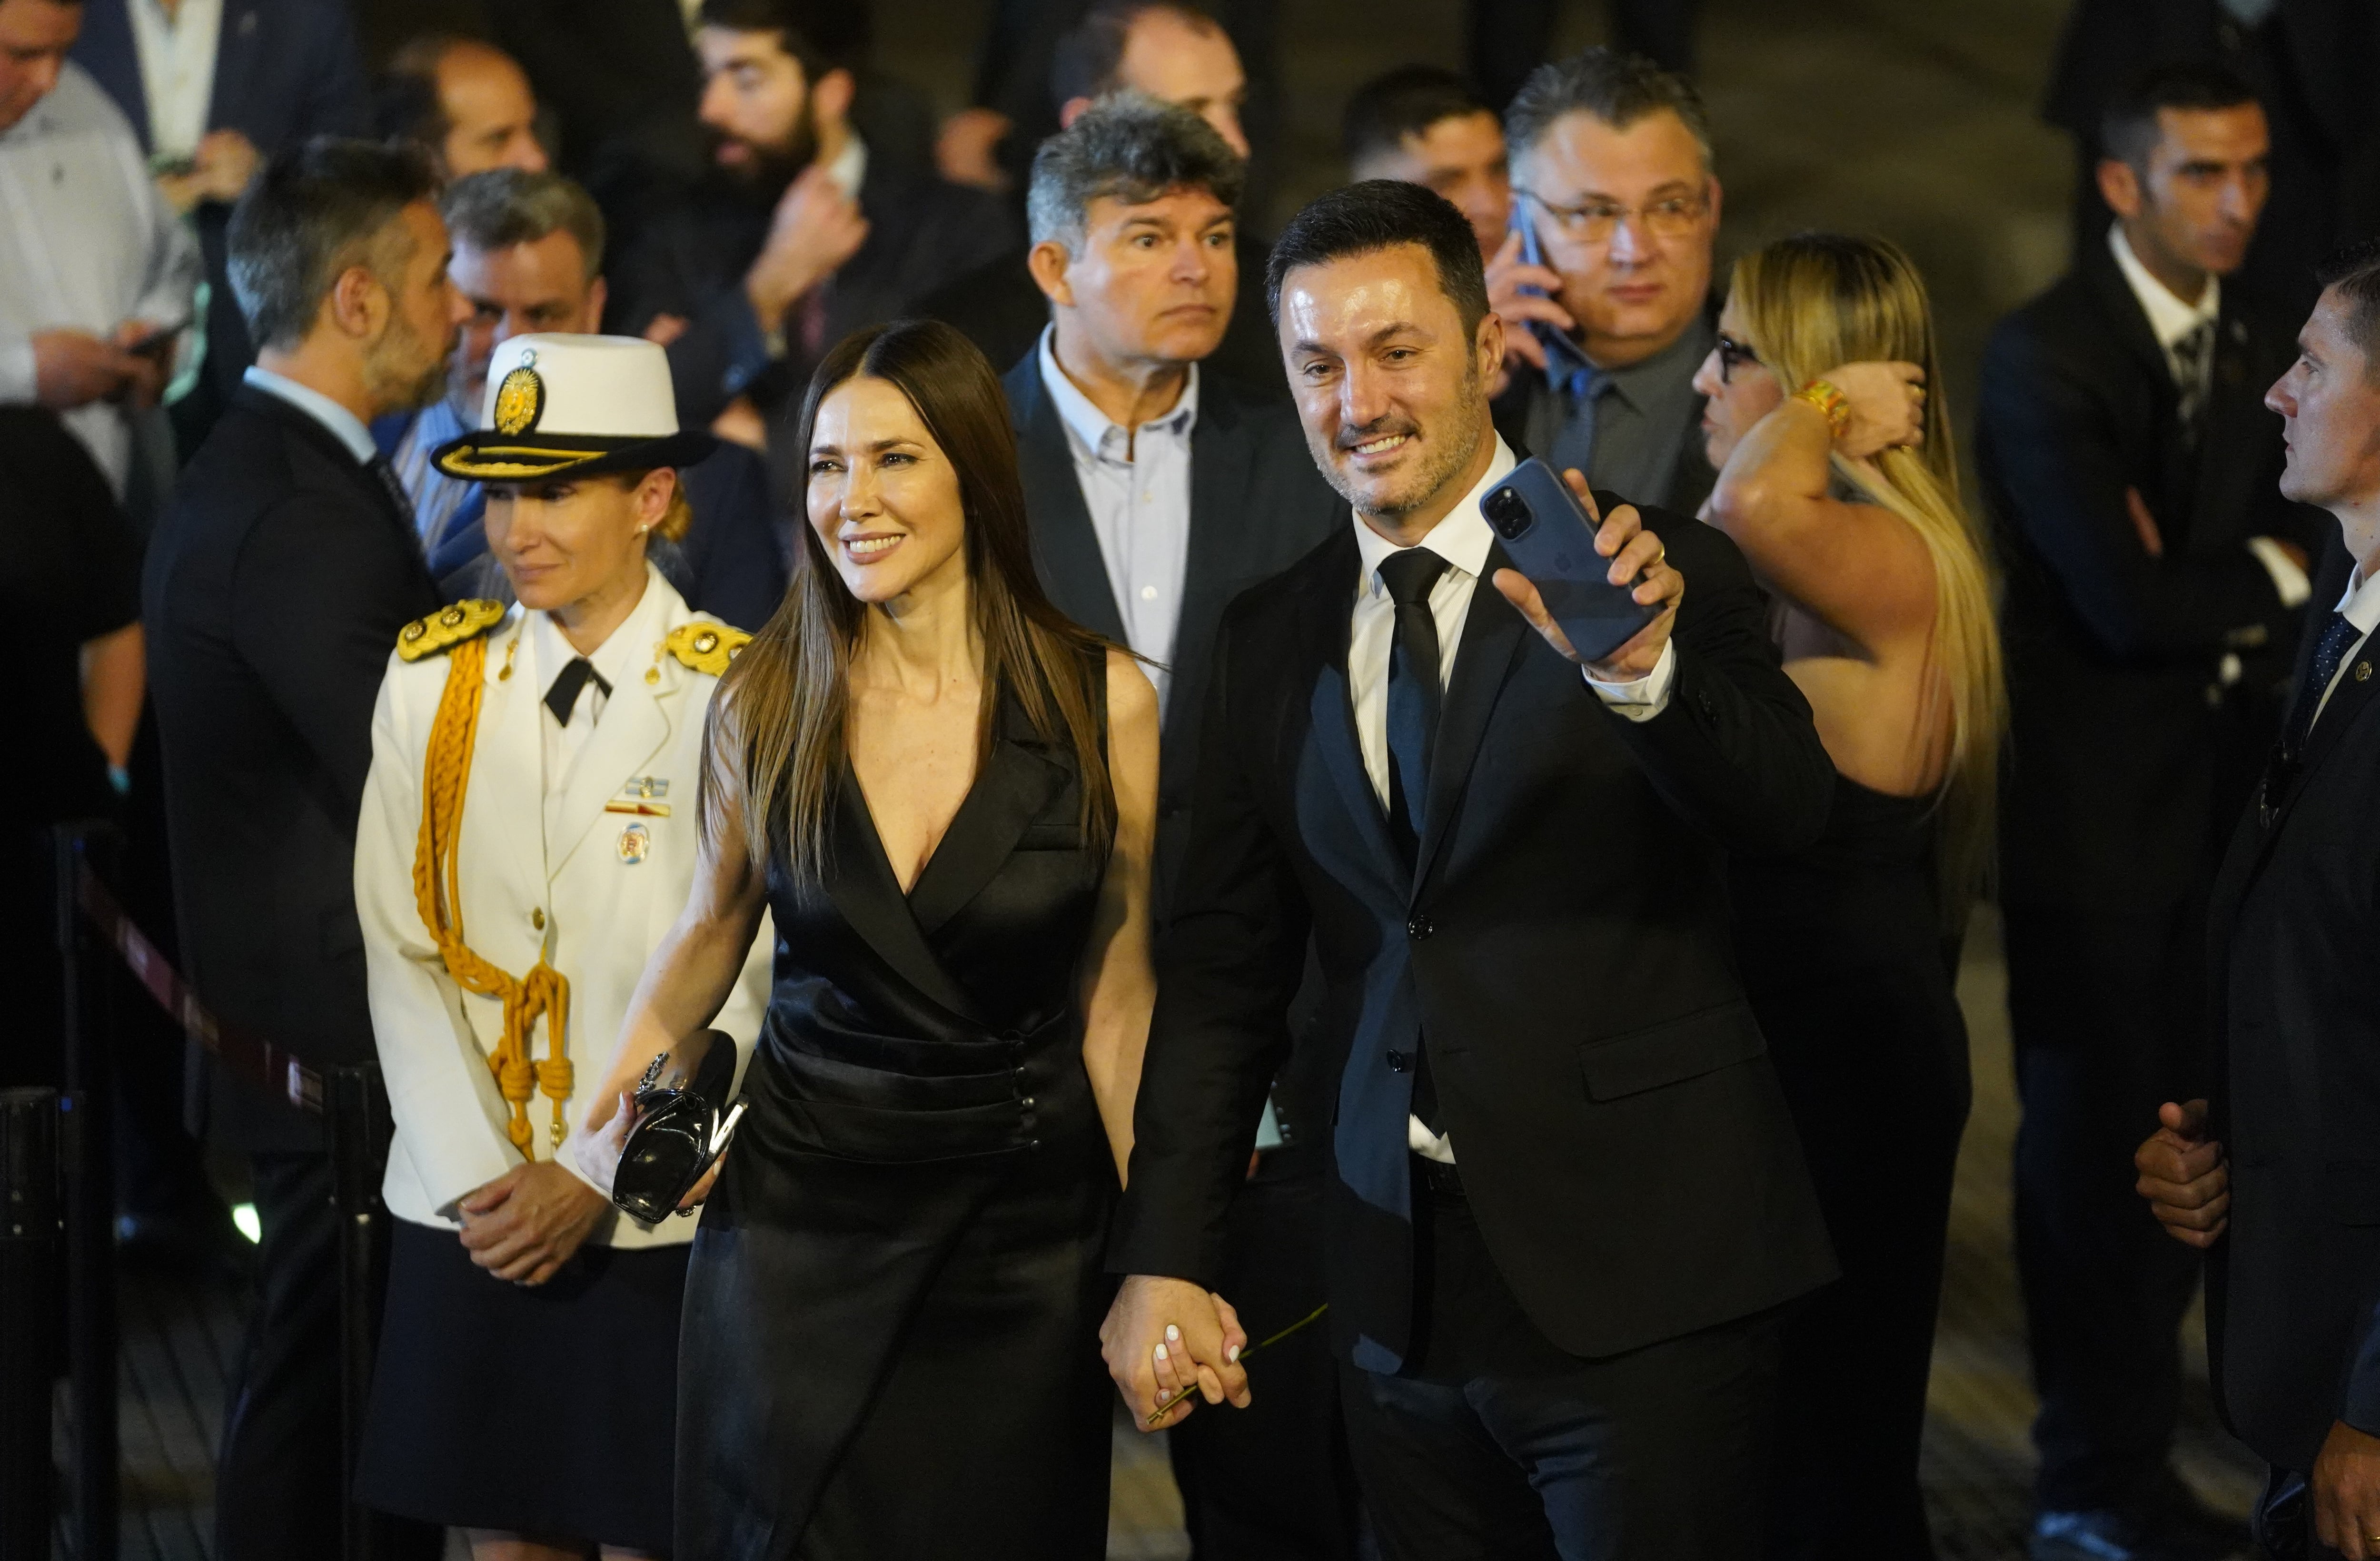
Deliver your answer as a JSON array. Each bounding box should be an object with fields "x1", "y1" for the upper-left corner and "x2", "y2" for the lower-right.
[{"x1": 1483, "y1": 458, "x2": 1660, "y2": 663}]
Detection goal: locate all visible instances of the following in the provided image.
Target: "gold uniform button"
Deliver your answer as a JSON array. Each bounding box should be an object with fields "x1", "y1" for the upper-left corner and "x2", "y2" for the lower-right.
[
  {"x1": 2358, "y1": 661, "x2": 2373, "y2": 683},
  {"x1": 530, "y1": 907, "x2": 545, "y2": 930}
]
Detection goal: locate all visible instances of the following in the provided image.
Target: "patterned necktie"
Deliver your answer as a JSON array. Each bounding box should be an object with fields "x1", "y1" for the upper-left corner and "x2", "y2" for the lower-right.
[
  {"x1": 1547, "y1": 354, "x2": 1613, "y2": 482},
  {"x1": 545, "y1": 658, "x2": 612, "y2": 727},
  {"x1": 1378, "y1": 547, "x2": 1451, "y2": 1135},
  {"x1": 366, "y1": 453, "x2": 417, "y2": 536},
  {"x1": 2171, "y1": 321, "x2": 2214, "y2": 436},
  {"x1": 2282, "y1": 611, "x2": 2362, "y2": 759}
]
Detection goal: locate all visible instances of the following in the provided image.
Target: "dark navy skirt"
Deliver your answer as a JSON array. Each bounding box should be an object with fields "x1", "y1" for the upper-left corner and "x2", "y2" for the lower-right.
[{"x1": 356, "y1": 1217, "x2": 688, "y2": 1550}]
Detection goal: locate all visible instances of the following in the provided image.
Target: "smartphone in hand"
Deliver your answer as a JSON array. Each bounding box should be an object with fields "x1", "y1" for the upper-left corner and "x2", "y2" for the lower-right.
[{"x1": 1483, "y1": 458, "x2": 1660, "y2": 663}]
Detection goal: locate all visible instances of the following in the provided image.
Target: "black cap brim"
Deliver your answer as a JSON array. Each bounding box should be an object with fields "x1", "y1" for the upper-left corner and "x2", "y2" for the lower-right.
[{"x1": 429, "y1": 428, "x2": 721, "y2": 482}]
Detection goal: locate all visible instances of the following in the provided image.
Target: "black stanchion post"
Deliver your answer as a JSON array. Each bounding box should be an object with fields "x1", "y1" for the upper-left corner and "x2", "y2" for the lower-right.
[
  {"x1": 55, "y1": 823, "x2": 118, "y2": 1561},
  {"x1": 328, "y1": 1063, "x2": 394, "y2": 1561},
  {"x1": 0, "y1": 1088, "x2": 60, "y2": 1561}
]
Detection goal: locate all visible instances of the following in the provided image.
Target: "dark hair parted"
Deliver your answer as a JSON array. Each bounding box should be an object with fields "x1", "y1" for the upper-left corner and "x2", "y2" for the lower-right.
[
  {"x1": 1342, "y1": 65, "x2": 1494, "y2": 170},
  {"x1": 1050, "y1": 1, "x2": 1220, "y2": 112},
  {"x1": 707, "y1": 320, "x2": 1119, "y2": 886},
  {"x1": 2098, "y1": 61, "x2": 2258, "y2": 172},
  {"x1": 1265, "y1": 179, "x2": 1489, "y2": 332},
  {"x1": 440, "y1": 168, "x2": 606, "y2": 278},
  {"x1": 2316, "y1": 237, "x2": 2380, "y2": 384},
  {"x1": 1027, "y1": 92, "x2": 1244, "y2": 254},
  {"x1": 227, "y1": 137, "x2": 438, "y2": 352},
  {"x1": 1505, "y1": 47, "x2": 1712, "y2": 169},
  {"x1": 694, "y1": 0, "x2": 863, "y2": 75}
]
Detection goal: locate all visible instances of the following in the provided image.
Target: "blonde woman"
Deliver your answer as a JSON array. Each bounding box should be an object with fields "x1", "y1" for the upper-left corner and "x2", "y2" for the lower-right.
[
  {"x1": 1693, "y1": 233, "x2": 2006, "y2": 1561},
  {"x1": 351, "y1": 334, "x2": 774, "y2": 1558}
]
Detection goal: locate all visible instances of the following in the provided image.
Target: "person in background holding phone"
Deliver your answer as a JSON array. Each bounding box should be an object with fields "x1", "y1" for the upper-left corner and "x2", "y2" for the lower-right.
[
  {"x1": 350, "y1": 333, "x2": 773, "y2": 1560},
  {"x1": 1487, "y1": 47, "x2": 1720, "y2": 516},
  {"x1": 1105, "y1": 179, "x2": 1837, "y2": 1560},
  {"x1": 1696, "y1": 232, "x2": 2005, "y2": 1560}
]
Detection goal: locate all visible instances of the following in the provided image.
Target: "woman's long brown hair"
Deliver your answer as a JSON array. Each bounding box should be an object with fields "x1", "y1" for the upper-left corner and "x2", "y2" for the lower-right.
[{"x1": 704, "y1": 318, "x2": 1117, "y2": 888}]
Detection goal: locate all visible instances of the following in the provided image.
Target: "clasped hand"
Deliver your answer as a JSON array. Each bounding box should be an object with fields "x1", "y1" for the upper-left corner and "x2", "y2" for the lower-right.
[
  {"x1": 2132, "y1": 1098, "x2": 2229, "y2": 1248},
  {"x1": 1101, "y1": 1275, "x2": 1252, "y2": 1431},
  {"x1": 1489, "y1": 466, "x2": 1683, "y2": 682},
  {"x1": 456, "y1": 1158, "x2": 608, "y2": 1286}
]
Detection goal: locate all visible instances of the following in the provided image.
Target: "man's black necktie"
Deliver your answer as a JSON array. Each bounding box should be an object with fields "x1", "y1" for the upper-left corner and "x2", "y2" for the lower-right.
[
  {"x1": 2282, "y1": 610, "x2": 2362, "y2": 760},
  {"x1": 2171, "y1": 321, "x2": 2215, "y2": 439},
  {"x1": 545, "y1": 658, "x2": 611, "y2": 726},
  {"x1": 1378, "y1": 547, "x2": 1450, "y2": 1134},
  {"x1": 366, "y1": 453, "x2": 417, "y2": 537}
]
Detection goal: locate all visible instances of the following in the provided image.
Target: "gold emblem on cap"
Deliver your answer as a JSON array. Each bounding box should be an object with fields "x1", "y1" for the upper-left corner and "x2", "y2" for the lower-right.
[{"x1": 492, "y1": 350, "x2": 545, "y2": 436}]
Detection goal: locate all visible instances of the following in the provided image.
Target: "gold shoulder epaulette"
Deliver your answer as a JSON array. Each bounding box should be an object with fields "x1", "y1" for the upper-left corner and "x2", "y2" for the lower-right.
[
  {"x1": 665, "y1": 621, "x2": 752, "y2": 677},
  {"x1": 396, "y1": 600, "x2": 506, "y2": 662}
]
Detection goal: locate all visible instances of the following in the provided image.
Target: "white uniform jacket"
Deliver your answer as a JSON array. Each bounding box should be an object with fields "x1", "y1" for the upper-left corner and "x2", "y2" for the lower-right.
[{"x1": 355, "y1": 567, "x2": 774, "y2": 1247}]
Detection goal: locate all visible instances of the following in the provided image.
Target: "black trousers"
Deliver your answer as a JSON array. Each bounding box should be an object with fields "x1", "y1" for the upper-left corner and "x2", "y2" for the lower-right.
[
  {"x1": 1167, "y1": 1148, "x2": 1364, "y2": 1561},
  {"x1": 1340, "y1": 1169, "x2": 1780, "y2": 1561},
  {"x1": 2007, "y1": 901, "x2": 2210, "y2": 1513}
]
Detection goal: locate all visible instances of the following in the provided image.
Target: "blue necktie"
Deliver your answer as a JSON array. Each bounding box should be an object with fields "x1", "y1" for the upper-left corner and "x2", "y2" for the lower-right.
[
  {"x1": 1545, "y1": 346, "x2": 1612, "y2": 482},
  {"x1": 2283, "y1": 610, "x2": 2362, "y2": 758}
]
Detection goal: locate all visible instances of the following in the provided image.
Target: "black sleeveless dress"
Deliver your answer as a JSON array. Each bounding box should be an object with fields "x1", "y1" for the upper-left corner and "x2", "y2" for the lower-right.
[
  {"x1": 1729, "y1": 775, "x2": 1974, "y2": 1561},
  {"x1": 675, "y1": 685, "x2": 1118, "y2": 1561}
]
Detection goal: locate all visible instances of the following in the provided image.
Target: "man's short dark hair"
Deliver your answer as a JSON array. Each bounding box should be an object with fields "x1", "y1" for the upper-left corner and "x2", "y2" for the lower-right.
[
  {"x1": 695, "y1": 0, "x2": 862, "y2": 76},
  {"x1": 1342, "y1": 65, "x2": 1494, "y2": 170},
  {"x1": 1265, "y1": 179, "x2": 1488, "y2": 333},
  {"x1": 2316, "y1": 237, "x2": 2380, "y2": 384},
  {"x1": 2099, "y1": 61, "x2": 2258, "y2": 171},
  {"x1": 1050, "y1": 1, "x2": 1220, "y2": 112},
  {"x1": 440, "y1": 168, "x2": 606, "y2": 278},
  {"x1": 1505, "y1": 47, "x2": 1712, "y2": 170},
  {"x1": 372, "y1": 33, "x2": 470, "y2": 152},
  {"x1": 1028, "y1": 92, "x2": 1244, "y2": 254},
  {"x1": 228, "y1": 138, "x2": 438, "y2": 351}
]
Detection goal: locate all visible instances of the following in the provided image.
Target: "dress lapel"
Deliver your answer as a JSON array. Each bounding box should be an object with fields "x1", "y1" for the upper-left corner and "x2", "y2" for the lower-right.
[
  {"x1": 827, "y1": 772, "x2": 990, "y2": 1026},
  {"x1": 1412, "y1": 549, "x2": 1531, "y2": 894},
  {"x1": 906, "y1": 696, "x2": 1070, "y2": 937}
]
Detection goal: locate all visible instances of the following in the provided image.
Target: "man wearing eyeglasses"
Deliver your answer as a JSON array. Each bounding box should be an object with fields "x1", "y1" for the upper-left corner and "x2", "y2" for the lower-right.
[{"x1": 1486, "y1": 47, "x2": 1720, "y2": 516}]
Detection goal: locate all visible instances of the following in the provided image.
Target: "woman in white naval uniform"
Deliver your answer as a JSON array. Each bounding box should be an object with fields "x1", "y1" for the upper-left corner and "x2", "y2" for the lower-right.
[{"x1": 350, "y1": 334, "x2": 775, "y2": 1558}]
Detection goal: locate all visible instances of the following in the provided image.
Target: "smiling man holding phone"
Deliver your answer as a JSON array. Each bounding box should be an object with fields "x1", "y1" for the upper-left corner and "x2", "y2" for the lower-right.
[{"x1": 1102, "y1": 178, "x2": 1836, "y2": 1561}]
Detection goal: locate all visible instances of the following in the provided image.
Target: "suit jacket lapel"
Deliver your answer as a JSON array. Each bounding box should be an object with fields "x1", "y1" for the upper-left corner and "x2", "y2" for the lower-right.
[
  {"x1": 1008, "y1": 358, "x2": 1129, "y2": 642},
  {"x1": 78, "y1": 1, "x2": 150, "y2": 148},
  {"x1": 1302, "y1": 534, "x2": 1404, "y2": 884},
  {"x1": 1172, "y1": 388, "x2": 1250, "y2": 744},
  {"x1": 826, "y1": 774, "x2": 989, "y2": 1025},
  {"x1": 205, "y1": 3, "x2": 259, "y2": 137},
  {"x1": 1412, "y1": 550, "x2": 1531, "y2": 894},
  {"x1": 907, "y1": 697, "x2": 1068, "y2": 936},
  {"x1": 2183, "y1": 311, "x2": 2261, "y2": 552}
]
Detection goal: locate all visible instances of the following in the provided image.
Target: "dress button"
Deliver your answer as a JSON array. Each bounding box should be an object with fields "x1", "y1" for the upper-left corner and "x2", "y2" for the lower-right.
[
  {"x1": 530, "y1": 907, "x2": 545, "y2": 930},
  {"x1": 1386, "y1": 1049, "x2": 1412, "y2": 1073},
  {"x1": 1406, "y1": 915, "x2": 1433, "y2": 940}
]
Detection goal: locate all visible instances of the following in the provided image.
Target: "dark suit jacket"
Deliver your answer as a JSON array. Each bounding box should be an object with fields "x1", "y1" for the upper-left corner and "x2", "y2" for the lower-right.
[
  {"x1": 142, "y1": 386, "x2": 437, "y2": 1151},
  {"x1": 1001, "y1": 353, "x2": 1337, "y2": 911},
  {"x1": 71, "y1": 0, "x2": 367, "y2": 419},
  {"x1": 2207, "y1": 538, "x2": 2380, "y2": 1472},
  {"x1": 1488, "y1": 309, "x2": 1721, "y2": 519},
  {"x1": 605, "y1": 159, "x2": 1020, "y2": 437},
  {"x1": 1110, "y1": 498, "x2": 1837, "y2": 1371},
  {"x1": 1978, "y1": 230, "x2": 2328, "y2": 911}
]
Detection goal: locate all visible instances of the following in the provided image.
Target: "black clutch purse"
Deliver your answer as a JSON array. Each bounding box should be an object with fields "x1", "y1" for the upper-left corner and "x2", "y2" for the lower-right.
[{"x1": 610, "y1": 1030, "x2": 744, "y2": 1225}]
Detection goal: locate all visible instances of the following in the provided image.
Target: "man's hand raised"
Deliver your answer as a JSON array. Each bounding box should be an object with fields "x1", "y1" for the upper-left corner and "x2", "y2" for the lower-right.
[
  {"x1": 1492, "y1": 467, "x2": 1682, "y2": 683},
  {"x1": 1101, "y1": 1274, "x2": 1250, "y2": 1431},
  {"x1": 744, "y1": 165, "x2": 870, "y2": 332},
  {"x1": 2133, "y1": 1098, "x2": 2229, "y2": 1248}
]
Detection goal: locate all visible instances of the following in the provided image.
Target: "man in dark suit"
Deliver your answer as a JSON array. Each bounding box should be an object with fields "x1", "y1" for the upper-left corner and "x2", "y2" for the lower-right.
[
  {"x1": 143, "y1": 138, "x2": 467, "y2": 1560},
  {"x1": 69, "y1": 0, "x2": 367, "y2": 450},
  {"x1": 381, "y1": 168, "x2": 787, "y2": 629},
  {"x1": 1006, "y1": 96, "x2": 1347, "y2": 1558},
  {"x1": 2136, "y1": 240, "x2": 2380, "y2": 1561},
  {"x1": 1487, "y1": 49, "x2": 1721, "y2": 519},
  {"x1": 2042, "y1": 0, "x2": 2379, "y2": 321},
  {"x1": 1977, "y1": 63, "x2": 2330, "y2": 1561},
  {"x1": 601, "y1": 0, "x2": 1014, "y2": 458},
  {"x1": 1103, "y1": 180, "x2": 1836, "y2": 1559}
]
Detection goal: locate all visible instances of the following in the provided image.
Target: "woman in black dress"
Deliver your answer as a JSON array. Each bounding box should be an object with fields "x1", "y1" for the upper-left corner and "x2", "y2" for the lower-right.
[
  {"x1": 1693, "y1": 235, "x2": 2007, "y2": 1560},
  {"x1": 568, "y1": 319, "x2": 1160, "y2": 1559}
]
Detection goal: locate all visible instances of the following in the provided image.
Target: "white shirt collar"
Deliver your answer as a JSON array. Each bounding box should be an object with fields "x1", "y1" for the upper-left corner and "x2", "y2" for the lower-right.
[
  {"x1": 242, "y1": 365, "x2": 378, "y2": 465},
  {"x1": 2338, "y1": 557, "x2": 2380, "y2": 638},
  {"x1": 1036, "y1": 325, "x2": 1200, "y2": 463},
  {"x1": 1352, "y1": 435, "x2": 1518, "y2": 596},
  {"x1": 2109, "y1": 223, "x2": 2220, "y2": 352},
  {"x1": 824, "y1": 132, "x2": 868, "y2": 203}
]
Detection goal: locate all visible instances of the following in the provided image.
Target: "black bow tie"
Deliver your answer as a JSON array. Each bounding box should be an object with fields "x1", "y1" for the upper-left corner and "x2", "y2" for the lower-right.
[{"x1": 545, "y1": 657, "x2": 611, "y2": 726}]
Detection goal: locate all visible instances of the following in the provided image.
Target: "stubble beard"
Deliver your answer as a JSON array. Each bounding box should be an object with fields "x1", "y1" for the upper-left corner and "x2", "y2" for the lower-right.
[
  {"x1": 366, "y1": 311, "x2": 451, "y2": 418},
  {"x1": 1315, "y1": 364, "x2": 1489, "y2": 524}
]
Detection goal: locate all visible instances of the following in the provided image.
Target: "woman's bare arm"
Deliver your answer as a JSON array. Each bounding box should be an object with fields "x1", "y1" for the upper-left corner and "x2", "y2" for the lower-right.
[{"x1": 1078, "y1": 650, "x2": 1161, "y2": 1184}]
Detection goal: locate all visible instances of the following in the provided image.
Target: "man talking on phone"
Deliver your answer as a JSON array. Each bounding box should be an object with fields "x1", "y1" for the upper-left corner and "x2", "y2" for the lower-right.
[{"x1": 1101, "y1": 179, "x2": 1836, "y2": 1560}]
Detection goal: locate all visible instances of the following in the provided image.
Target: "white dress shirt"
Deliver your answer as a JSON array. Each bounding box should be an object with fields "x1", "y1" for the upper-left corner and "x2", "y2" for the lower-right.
[
  {"x1": 127, "y1": 0, "x2": 223, "y2": 161},
  {"x1": 2108, "y1": 223, "x2": 2311, "y2": 613},
  {"x1": 1348, "y1": 436, "x2": 1676, "y2": 1161},
  {"x1": 241, "y1": 364, "x2": 377, "y2": 462},
  {"x1": 0, "y1": 63, "x2": 201, "y2": 494},
  {"x1": 1038, "y1": 326, "x2": 1198, "y2": 711},
  {"x1": 2313, "y1": 561, "x2": 2380, "y2": 729}
]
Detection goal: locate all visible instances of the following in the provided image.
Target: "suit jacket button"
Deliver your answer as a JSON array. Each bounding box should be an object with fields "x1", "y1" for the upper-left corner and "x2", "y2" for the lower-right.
[
  {"x1": 1386, "y1": 1049, "x2": 1412, "y2": 1073},
  {"x1": 1406, "y1": 915, "x2": 1433, "y2": 939}
]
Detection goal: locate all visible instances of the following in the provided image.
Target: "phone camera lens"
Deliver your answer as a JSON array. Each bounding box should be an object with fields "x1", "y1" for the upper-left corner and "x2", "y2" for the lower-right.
[{"x1": 1485, "y1": 487, "x2": 1531, "y2": 540}]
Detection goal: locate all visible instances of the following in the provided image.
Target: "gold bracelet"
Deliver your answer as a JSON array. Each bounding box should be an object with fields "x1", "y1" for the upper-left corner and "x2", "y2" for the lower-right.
[{"x1": 1794, "y1": 379, "x2": 1851, "y2": 439}]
